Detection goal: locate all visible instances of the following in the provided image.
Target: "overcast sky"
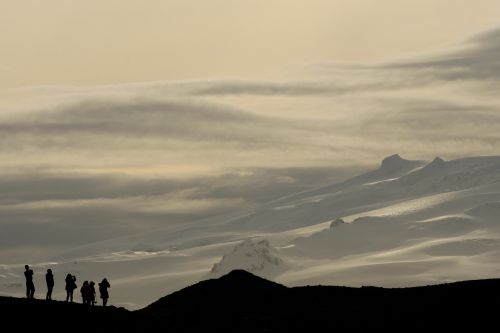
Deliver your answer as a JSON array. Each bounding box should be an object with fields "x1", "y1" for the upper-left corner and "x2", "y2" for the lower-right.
[{"x1": 2, "y1": 1, "x2": 500, "y2": 262}]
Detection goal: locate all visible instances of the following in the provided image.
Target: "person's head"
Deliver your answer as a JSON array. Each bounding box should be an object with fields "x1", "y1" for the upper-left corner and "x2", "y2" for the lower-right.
[
  {"x1": 90, "y1": 281, "x2": 95, "y2": 286},
  {"x1": 83, "y1": 280, "x2": 88, "y2": 286},
  {"x1": 47, "y1": 269, "x2": 52, "y2": 274},
  {"x1": 25, "y1": 265, "x2": 29, "y2": 270},
  {"x1": 102, "y1": 278, "x2": 108, "y2": 283},
  {"x1": 66, "y1": 273, "x2": 71, "y2": 278}
]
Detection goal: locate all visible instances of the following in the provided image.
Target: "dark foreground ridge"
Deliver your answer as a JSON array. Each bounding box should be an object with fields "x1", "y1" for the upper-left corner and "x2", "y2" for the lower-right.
[{"x1": 3, "y1": 269, "x2": 500, "y2": 332}]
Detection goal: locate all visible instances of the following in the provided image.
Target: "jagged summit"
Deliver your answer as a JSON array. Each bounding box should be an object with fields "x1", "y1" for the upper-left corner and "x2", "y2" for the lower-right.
[
  {"x1": 416, "y1": 156, "x2": 446, "y2": 174},
  {"x1": 330, "y1": 217, "x2": 346, "y2": 229},
  {"x1": 210, "y1": 239, "x2": 285, "y2": 278},
  {"x1": 379, "y1": 154, "x2": 417, "y2": 171},
  {"x1": 430, "y1": 156, "x2": 446, "y2": 165},
  {"x1": 381, "y1": 153, "x2": 404, "y2": 165}
]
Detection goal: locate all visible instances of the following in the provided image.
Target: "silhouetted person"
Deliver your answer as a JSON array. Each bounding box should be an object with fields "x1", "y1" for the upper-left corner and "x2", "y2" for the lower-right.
[
  {"x1": 24, "y1": 265, "x2": 35, "y2": 299},
  {"x1": 65, "y1": 274, "x2": 77, "y2": 302},
  {"x1": 89, "y1": 281, "x2": 96, "y2": 306},
  {"x1": 98, "y1": 278, "x2": 110, "y2": 306},
  {"x1": 45, "y1": 269, "x2": 54, "y2": 300},
  {"x1": 81, "y1": 280, "x2": 91, "y2": 305},
  {"x1": 65, "y1": 274, "x2": 72, "y2": 301}
]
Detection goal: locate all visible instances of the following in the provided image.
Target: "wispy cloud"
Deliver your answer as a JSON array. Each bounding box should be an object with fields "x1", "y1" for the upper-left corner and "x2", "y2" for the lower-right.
[
  {"x1": 8, "y1": 26, "x2": 500, "y2": 105},
  {"x1": 380, "y1": 26, "x2": 500, "y2": 83},
  {"x1": 0, "y1": 98, "x2": 324, "y2": 151}
]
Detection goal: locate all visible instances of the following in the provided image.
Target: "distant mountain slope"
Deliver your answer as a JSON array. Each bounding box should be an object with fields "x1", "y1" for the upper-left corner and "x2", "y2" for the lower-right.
[
  {"x1": 3, "y1": 154, "x2": 500, "y2": 310},
  {"x1": 221, "y1": 155, "x2": 500, "y2": 233},
  {"x1": 397, "y1": 155, "x2": 500, "y2": 194},
  {"x1": 221, "y1": 154, "x2": 429, "y2": 231},
  {"x1": 269, "y1": 154, "x2": 425, "y2": 204}
]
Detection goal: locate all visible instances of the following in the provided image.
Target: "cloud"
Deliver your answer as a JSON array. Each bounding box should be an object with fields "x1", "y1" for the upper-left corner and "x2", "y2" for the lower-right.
[
  {"x1": 3, "y1": 26, "x2": 500, "y2": 165},
  {"x1": 11, "y1": 79, "x2": 377, "y2": 99},
  {"x1": 8, "y1": 26, "x2": 500, "y2": 105},
  {"x1": 190, "y1": 80, "x2": 361, "y2": 96},
  {"x1": 0, "y1": 166, "x2": 358, "y2": 210},
  {"x1": 0, "y1": 98, "x2": 324, "y2": 152},
  {"x1": 343, "y1": 98, "x2": 500, "y2": 160},
  {"x1": 380, "y1": 26, "x2": 500, "y2": 82}
]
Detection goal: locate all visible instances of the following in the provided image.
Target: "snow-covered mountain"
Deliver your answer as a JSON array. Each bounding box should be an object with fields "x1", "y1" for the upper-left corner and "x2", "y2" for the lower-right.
[
  {"x1": 210, "y1": 239, "x2": 285, "y2": 278},
  {"x1": 2, "y1": 154, "x2": 500, "y2": 309}
]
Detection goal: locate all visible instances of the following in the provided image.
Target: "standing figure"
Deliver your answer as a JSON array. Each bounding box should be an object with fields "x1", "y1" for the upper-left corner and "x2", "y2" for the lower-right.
[
  {"x1": 45, "y1": 269, "x2": 54, "y2": 300},
  {"x1": 89, "y1": 281, "x2": 96, "y2": 306},
  {"x1": 98, "y1": 278, "x2": 111, "y2": 306},
  {"x1": 65, "y1": 274, "x2": 77, "y2": 302},
  {"x1": 80, "y1": 281, "x2": 91, "y2": 305},
  {"x1": 24, "y1": 265, "x2": 35, "y2": 299}
]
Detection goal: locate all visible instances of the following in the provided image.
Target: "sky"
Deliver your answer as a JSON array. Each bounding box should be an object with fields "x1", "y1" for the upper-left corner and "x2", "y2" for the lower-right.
[{"x1": 2, "y1": 0, "x2": 500, "y2": 262}]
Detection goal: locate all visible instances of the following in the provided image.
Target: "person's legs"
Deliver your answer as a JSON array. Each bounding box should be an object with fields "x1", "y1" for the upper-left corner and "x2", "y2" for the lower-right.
[
  {"x1": 103, "y1": 297, "x2": 107, "y2": 306},
  {"x1": 47, "y1": 286, "x2": 53, "y2": 300},
  {"x1": 70, "y1": 290, "x2": 73, "y2": 302},
  {"x1": 28, "y1": 283, "x2": 35, "y2": 299}
]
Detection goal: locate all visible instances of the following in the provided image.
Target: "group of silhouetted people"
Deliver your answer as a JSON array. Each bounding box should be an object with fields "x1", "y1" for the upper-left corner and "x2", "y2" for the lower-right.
[{"x1": 24, "y1": 265, "x2": 111, "y2": 306}]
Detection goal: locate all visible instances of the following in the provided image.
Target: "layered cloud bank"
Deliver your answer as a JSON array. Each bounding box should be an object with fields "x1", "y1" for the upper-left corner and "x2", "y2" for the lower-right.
[{"x1": 2, "y1": 25, "x2": 500, "y2": 262}]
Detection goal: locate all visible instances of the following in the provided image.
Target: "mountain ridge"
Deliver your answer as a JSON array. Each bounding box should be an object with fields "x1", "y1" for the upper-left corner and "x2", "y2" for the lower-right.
[{"x1": 2, "y1": 270, "x2": 500, "y2": 332}]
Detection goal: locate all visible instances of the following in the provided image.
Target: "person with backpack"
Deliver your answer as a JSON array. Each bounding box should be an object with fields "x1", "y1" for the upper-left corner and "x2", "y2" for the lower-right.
[
  {"x1": 98, "y1": 278, "x2": 111, "y2": 306},
  {"x1": 80, "y1": 281, "x2": 91, "y2": 305},
  {"x1": 65, "y1": 274, "x2": 77, "y2": 302}
]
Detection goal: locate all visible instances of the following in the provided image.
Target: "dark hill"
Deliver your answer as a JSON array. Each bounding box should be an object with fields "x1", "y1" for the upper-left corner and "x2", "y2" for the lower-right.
[
  {"x1": 0, "y1": 295, "x2": 147, "y2": 331},
  {"x1": 3, "y1": 270, "x2": 500, "y2": 332}
]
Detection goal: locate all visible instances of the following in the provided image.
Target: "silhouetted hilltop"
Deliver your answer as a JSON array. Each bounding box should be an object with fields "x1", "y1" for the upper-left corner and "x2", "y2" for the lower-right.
[
  {"x1": 0, "y1": 295, "x2": 146, "y2": 331},
  {"x1": 141, "y1": 270, "x2": 289, "y2": 331},
  {"x1": 146, "y1": 269, "x2": 286, "y2": 311},
  {"x1": 2, "y1": 270, "x2": 500, "y2": 332}
]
